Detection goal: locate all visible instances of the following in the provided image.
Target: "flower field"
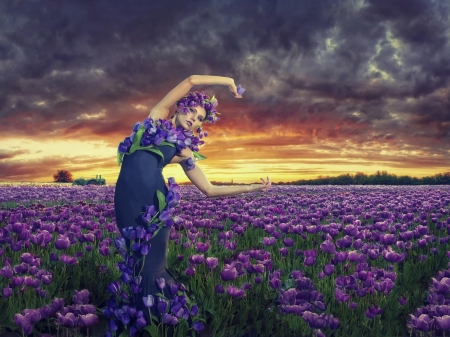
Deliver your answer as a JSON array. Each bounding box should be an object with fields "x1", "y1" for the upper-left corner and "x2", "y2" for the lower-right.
[{"x1": 1, "y1": 183, "x2": 450, "y2": 337}]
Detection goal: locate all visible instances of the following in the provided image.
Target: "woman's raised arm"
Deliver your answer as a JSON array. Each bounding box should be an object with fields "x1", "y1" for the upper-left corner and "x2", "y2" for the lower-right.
[
  {"x1": 149, "y1": 77, "x2": 193, "y2": 120},
  {"x1": 149, "y1": 75, "x2": 239, "y2": 120}
]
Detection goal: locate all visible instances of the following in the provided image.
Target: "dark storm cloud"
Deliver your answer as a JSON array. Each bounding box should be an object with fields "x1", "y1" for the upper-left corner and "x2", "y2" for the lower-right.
[{"x1": 0, "y1": 0, "x2": 449, "y2": 182}]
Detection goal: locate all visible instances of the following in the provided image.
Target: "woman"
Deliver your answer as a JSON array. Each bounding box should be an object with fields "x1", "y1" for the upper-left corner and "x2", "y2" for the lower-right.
[{"x1": 112, "y1": 75, "x2": 272, "y2": 334}]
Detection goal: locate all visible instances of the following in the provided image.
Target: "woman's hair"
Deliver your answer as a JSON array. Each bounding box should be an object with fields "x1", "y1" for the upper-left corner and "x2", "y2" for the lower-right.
[{"x1": 175, "y1": 91, "x2": 220, "y2": 124}]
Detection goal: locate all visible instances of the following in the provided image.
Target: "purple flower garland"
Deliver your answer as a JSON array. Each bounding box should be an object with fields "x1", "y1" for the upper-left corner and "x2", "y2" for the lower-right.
[
  {"x1": 103, "y1": 178, "x2": 204, "y2": 336},
  {"x1": 117, "y1": 118, "x2": 207, "y2": 168}
]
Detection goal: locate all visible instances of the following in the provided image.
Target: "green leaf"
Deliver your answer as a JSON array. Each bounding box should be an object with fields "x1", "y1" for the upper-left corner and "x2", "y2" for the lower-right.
[
  {"x1": 143, "y1": 325, "x2": 160, "y2": 337},
  {"x1": 118, "y1": 329, "x2": 130, "y2": 337},
  {"x1": 160, "y1": 140, "x2": 175, "y2": 148},
  {"x1": 134, "y1": 145, "x2": 165, "y2": 161},
  {"x1": 128, "y1": 125, "x2": 146, "y2": 154},
  {"x1": 192, "y1": 151, "x2": 207, "y2": 161},
  {"x1": 206, "y1": 308, "x2": 216, "y2": 315},
  {"x1": 156, "y1": 190, "x2": 167, "y2": 212},
  {"x1": 155, "y1": 292, "x2": 168, "y2": 300}
]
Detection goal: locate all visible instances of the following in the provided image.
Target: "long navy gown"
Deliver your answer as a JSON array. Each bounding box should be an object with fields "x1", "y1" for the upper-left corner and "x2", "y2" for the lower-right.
[{"x1": 114, "y1": 142, "x2": 180, "y2": 323}]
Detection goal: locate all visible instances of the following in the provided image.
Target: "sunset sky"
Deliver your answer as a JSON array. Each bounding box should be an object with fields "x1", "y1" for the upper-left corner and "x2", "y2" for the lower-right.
[{"x1": 1, "y1": 0, "x2": 449, "y2": 185}]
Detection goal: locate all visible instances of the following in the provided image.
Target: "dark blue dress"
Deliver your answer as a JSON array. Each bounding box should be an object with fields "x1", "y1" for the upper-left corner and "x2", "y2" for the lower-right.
[{"x1": 114, "y1": 143, "x2": 180, "y2": 322}]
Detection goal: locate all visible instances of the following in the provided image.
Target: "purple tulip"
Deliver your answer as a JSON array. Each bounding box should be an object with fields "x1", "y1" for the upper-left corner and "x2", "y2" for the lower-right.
[
  {"x1": 54, "y1": 236, "x2": 70, "y2": 250},
  {"x1": 279, "y1": 248, "x2": 288, "y2": 257},
  {"x1": 319, "y1": 240, "x2": 336, "y2": 254},
  {"x1": 73, "y1": 289, "x2": 90, "y2": 305},
  {"x1": 206, "y1": 257, "x2": 219, "y2": 270},
  {"x1": 157, "y1": 299, "x2": 168, "y2": 314},
  {"x1": 169, "y1": 283, "x2": 179, "y2": 295},
  {"x1": 2, "y1": 287, "x2": 12, "y2": 298},
  {"x1": 302, "y1": 311, "x2": 326, "y2": 329},
  {"x1": 61, "y1": 254, "x2": 78, "y2": 265},
  {"x1": 435, "y1": 315, "x2": 450, "y2": 330},
  {"x1": 366, "y1": 305, "x2": 384, "y2": 320},
  {"x1": 185, "y1": 267, "x2": 195, "y2": 277},
  {"x1": 162, "y1": 313, "x2": 178, "y2": 325},
  {"x1": 282, "y1": 238, "x2": 295, "y2": 247},
  {"x1": 56, "y1": 312, "x2": 77, "y2": 328},
  {"x1": 408, "y1": 314, "x2": 432, "y2": 331},
  {"x1": 335, "y1": 251, "x2": 348, "y2": 263},
  {"x1": 12, "y1": 276, "x2": 24, "y2": 287},
  {"x1": 227, "y1": 285, "x2": 245, "y2": 298},
  {"x1": 107, "y1": 281, "x2": 121, "y2": 294},
  {"x1": 335, "y1": 290, "x2": 350, "y2": 303},
  {"x1": 142, "y1": 294, "x2": 155, "y2": 308},
  {"x1": 78, "y1": 314, "x2": 98, "y2": 328},
  {"x1": 189, "y1": 254, "x2": 205, "y2": 265},
  {"x1": 0, "y1": 266, "x2": 13, "y2": 279},
  {"x1": 398, "y1": 296, "x2": 407, "y2": 306},
  {"x1": 220, "y1": 268, "x2": 238, "y2": 281},
  {"x1": 269, "y1": 278, "x2": 281, "y2": 289},
  {"x1": 156, "y1": 277, "x2": 166, "y2": 291},
  {"x1": 215, "y1": 284, "x2": 225, "y2": 294},
  {"x1": 192, "y1": 321, "x2": 205, "y2": 331},
  {"x1": 323, "y1": 264, "x2": 334, "y2": 276},
  {"x1": 195, "y1": 242, "x2": 210, "y2": 253},
  {"x1": 349, "y1": 302, "x2": 358, "y2": 309}
]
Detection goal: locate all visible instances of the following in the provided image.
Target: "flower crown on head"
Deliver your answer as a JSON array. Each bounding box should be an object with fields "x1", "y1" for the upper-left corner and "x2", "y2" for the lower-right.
[{"x1": 175, "y1": 85, "x2": 246, "y2": 136}]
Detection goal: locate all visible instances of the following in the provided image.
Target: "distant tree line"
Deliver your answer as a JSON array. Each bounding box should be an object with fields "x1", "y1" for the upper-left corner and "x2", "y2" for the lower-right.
[{"x1": 277, "y1": 171, "x2": 450, "y2": 185}]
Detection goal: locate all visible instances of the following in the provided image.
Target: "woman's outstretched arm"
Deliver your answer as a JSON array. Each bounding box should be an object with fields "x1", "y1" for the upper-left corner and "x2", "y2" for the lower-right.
[
  {"x1": 149, "y1": 75, "x2": 238, "y2": 120},
  {"x1": 177, "y1": 155, "x2": 270, "y2": 197}
]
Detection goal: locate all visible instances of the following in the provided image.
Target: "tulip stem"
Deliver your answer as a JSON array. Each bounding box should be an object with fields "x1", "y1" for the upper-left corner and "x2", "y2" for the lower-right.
[{"x1": 139, "y1": 255, "x2": 146, "y2": 275}]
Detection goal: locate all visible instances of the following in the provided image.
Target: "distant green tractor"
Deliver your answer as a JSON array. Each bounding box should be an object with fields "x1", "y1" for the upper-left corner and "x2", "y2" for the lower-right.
[{"x1": 72, "y1": 175, "x2": 106, "y2": 186}]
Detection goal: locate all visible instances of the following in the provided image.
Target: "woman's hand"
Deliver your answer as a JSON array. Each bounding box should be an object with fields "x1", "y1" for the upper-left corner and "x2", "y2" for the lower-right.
[
  {"x1": 228, "y1": 79, "x2": 242, "y2": 98},
  {"x1": 251, "y1": 176, "x2": 272, "y2": 192}
]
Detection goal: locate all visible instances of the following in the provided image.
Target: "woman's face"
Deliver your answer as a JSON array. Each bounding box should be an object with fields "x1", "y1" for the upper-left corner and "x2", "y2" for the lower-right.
[{"x1": 173, "y1": 105, "x2": 206, "y2": 131}]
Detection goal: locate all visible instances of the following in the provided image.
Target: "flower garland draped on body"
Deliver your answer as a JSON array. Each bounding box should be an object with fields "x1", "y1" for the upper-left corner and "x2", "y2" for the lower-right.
[{"x1": 105, "y1": 118, "x2": 207, "y2": 337}]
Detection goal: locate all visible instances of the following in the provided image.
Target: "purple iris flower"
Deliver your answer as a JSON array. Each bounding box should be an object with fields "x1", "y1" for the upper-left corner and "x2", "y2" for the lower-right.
[
  {"x1": 185, "y1": 157, "x2": 195, "y2": 170},
  {"x1": 236, "y1": 85, "x2": 246, "y2": 95}
]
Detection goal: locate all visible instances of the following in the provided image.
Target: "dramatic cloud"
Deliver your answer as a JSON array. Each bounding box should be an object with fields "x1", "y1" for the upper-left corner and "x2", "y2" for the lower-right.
[{"x1": 1, "y1": 0, "x2": 449, "y2": 183}]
